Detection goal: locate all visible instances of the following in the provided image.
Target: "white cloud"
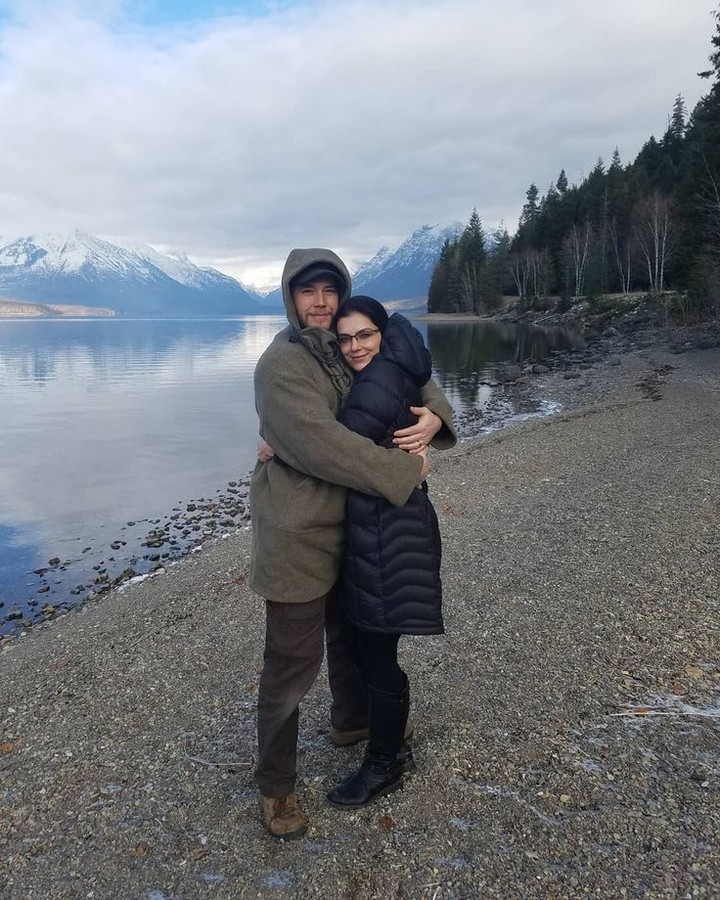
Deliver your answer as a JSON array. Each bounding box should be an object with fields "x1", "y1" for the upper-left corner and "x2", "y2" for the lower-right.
[{"x1": 0, "y1": 0, "x2": 714, "y2": 281}]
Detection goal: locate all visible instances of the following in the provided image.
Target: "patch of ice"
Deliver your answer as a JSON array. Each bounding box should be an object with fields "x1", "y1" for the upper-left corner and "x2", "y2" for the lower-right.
[
  {"x1": 473, "y1": 782, "x2": 563, "y2": 826},
  {"x1": 117, "y1": 569, "x2": 165, "y2": 593},
  {"x1": 613, "y1": 694, "x2": 720, "y2": 719},
  {"x1": 449, "y1": 816, "x2": 473, "y2": 832},
  {"x1": 436, "y1": 856, "x2": 469, "y2": 871},
  {"x1": 265, "y1": 869, "x2": 296, "y2": 889},
  {"x1": 480, "y1": 399, "x2": 562, "y2": 435}
]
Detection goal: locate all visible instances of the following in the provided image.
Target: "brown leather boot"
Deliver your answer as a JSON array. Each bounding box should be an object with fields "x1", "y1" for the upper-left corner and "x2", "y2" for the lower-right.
[
  {"x1": 329, "y1": 724, "x2": 369, "y2": 746},
  {"x1": 260, "y1": 793, "x2": 309, "y2": 840}
]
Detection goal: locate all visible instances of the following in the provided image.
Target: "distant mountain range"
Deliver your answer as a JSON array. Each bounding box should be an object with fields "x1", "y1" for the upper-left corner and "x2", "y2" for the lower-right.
[
  {"x1": 0, "y1": 224, "x2": 460, "y2": 317},
  {"x1": 0, "y1": 232, "x2": 266, "y2": 317},
  {"x1": 262, "y1": 223, "x2": 461, "y2": 311}
]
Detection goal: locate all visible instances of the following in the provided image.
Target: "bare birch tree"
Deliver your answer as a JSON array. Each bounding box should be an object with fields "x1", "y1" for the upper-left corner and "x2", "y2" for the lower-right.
[
  {"x1": 632, "y1": 192, "x2": 676, "y2": 293},
  {"x1": 563, "y1": 221, "x2": 592, "y2": 298},
  {"x1": 609, "y1": 218, "x2": 633, "y2": 293},
  {"x1": 699, "y1": 158, "x2": 720, "y2": 261},
  {"x1": 509, "y1": 251, "x2": 530, "y2": 300},
  {"x1": 527, "y1": 249, "x2": 540, "y2": 298}
]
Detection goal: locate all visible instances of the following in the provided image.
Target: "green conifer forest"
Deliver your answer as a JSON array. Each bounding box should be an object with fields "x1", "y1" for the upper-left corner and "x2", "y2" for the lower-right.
[{"x1": 428, "y1": 8, "x2": 720, "y2": 321}]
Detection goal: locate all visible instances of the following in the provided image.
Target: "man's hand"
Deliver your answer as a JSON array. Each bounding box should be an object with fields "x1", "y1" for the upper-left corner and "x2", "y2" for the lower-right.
[
  {"x1": 257, "y1": 437, "x2": 275, "y2": 463},
  {"x1": 393, "y1": 406, "x2": 443, "y2": 454}
]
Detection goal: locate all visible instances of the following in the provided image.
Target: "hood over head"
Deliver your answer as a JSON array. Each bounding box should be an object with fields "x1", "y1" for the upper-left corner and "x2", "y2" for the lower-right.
[
  {"x1": 281, "y1": 248, "x2": 352, "y2": 330},
  {"x1": 380, "y1": 313, "x2": 432, "y2": 387},
  {"x1": 280, "y1": 248, "x2": 354, "y2": 402}
]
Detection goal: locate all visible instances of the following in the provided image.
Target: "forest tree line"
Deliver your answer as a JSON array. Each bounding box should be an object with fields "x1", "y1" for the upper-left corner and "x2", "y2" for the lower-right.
[{"x1": 428, "y1": 7, "x2": 720, "y2": 320}]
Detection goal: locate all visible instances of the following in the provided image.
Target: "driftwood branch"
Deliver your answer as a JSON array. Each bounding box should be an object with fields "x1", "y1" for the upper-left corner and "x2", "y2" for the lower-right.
[{"x1": 182, "y1": 735, "x2": 253, "y2": 769}]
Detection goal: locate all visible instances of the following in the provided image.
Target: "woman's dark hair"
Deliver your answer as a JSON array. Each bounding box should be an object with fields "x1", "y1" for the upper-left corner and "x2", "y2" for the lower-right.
[{"x1": 332, "y1": 295, "x2": 389, "y2": 333}]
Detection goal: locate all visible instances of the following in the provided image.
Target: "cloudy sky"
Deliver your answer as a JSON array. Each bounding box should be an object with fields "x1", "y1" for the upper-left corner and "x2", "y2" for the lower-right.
[{"x1": 0, "y1": 0, "x2": 715, "y2": 287}]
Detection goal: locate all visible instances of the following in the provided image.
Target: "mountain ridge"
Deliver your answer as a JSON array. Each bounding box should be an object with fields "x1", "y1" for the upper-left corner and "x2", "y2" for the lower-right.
[
  {"x1": 353, "y1": 223, "x2": 461, "y2": 302},
  {"x1": 0, "y1": 231, "x2": 265, "y2": 317}
]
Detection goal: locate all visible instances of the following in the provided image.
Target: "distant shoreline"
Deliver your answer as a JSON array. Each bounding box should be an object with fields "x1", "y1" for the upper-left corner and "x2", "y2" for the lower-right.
[
  {"x1": 0, "y1": 300, "x2": 115, "y2": 318},
  {"x1": 414, "y1": 312, "x2": 488, "y2": 322}
]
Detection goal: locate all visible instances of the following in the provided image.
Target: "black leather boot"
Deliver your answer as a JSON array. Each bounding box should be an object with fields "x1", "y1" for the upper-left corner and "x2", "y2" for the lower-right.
[
  {"x1": 327, "y1": 679, "x2": 410, "y2": 808},
  {"x1": 396, "y1": 740, "x2": 416, "y2": 774},
  {"x1": 326, "y1": 753, "x2": 403, "y2": 807}
]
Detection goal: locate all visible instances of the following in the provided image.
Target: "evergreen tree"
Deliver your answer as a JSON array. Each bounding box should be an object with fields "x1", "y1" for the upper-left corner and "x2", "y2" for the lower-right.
[
  {"x1": 685, "y1": 6, "x2": 720, "y2": 310},
  {"x1": 458, "y1": 208, "x2": 488, "y2": 313},
  {"x1": 518, "y1": 183, "x2": 540, "y2": 235},
  {"x1": 427, "y1": 239, "x2": 451, "y2": 313},
  {"x1": 634, "y1": 136, "x2": 664, "y2": 189},
  {"x1": 444, "y1": 238, "x2": 464, "y2": 313},
  {"x1": 698, "y1": 6, "x2": 720, "y2": 80},
  {"x1": 486, "y1": 224, "x2": 512, "y2": 308},
  {"x1": 606, "y1": 149, "x2": 634, "y2": 293},
  {"x1": 667, "y1": 93, "x2": 687, "y2": 141}
]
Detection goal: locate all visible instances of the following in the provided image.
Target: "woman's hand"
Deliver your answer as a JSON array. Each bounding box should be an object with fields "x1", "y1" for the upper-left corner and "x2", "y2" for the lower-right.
[
  {"x1": 257, "y1": 437, "x2": 275, "y2": 463},
  {"x1": 393, "y1": 406, "x2": 443, "y2": 454}
]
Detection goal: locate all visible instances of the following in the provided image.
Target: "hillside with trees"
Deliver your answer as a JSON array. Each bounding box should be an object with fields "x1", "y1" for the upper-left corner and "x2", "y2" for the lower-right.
[{"x1": 429, "y1": 7, "x2": 720, "y2": 321}]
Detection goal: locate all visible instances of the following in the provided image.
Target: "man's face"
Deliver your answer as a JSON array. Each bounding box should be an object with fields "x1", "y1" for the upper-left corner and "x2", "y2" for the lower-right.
[{"x1": 292, "y1": 278, "x2": 340, "y2": 329}]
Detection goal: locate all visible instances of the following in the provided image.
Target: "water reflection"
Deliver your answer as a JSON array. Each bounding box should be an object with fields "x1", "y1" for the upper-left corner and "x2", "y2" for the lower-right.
[
  {"x1": 0, "y1": 317, "x2": 285, "y2": 387},
  {"x1": 426, "y1": 320, "x2": 581, "y2": 409},
  {"x1": 0, "y1": 318, "x2": 287, "y2": 628},
  {"x1": 0, "y1": 321, "x2": 287, "y2": 528}
]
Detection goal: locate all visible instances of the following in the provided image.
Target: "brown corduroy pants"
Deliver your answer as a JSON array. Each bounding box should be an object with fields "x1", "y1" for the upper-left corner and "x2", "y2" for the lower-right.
[{"x1": 255, "y1": 589, "x2": 368, "y2": 798}]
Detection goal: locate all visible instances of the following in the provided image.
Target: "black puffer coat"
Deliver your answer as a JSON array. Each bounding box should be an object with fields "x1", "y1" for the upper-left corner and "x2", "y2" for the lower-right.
[{"x1": 339, "y1": 314, "x2": 444, "y2": 635}]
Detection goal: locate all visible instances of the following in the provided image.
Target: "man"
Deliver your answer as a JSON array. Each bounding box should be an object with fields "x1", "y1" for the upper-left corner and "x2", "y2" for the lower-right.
[{"x1": 250, "y1": 248, "x2": 456, "y2": 839}]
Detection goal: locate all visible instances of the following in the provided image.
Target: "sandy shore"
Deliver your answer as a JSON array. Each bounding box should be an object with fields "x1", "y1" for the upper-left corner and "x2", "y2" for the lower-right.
[{"x1": 1, "y1": 343, "x2": 719, "y2": 899}]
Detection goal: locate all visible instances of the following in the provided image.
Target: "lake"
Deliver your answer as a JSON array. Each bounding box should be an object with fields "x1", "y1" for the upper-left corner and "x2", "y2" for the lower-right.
[{"x1": 0, "y1": 316, "x2": 580, "y2": 633}]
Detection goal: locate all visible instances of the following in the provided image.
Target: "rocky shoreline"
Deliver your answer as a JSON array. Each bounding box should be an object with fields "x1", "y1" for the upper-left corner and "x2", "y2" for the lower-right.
[
  {"x1": 456, "y1": 301, "x2": 720, "y2": 438},
  {"x1": 0, "y1": 336, "x2": 717, "y2": 898},
  {"x1": 0, "y1": 480, "x2": 253, "y2": 640}
]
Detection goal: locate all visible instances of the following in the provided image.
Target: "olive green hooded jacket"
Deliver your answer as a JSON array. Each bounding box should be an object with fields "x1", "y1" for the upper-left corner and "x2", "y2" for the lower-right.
[{"x1": 249, "y1": 248, "x2": 456, "y2": 603}]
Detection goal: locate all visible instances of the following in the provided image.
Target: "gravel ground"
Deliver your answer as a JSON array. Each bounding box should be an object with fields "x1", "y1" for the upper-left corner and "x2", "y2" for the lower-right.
[{"x1": 1, "y1": 344, "x2": 718, "y2": 900}]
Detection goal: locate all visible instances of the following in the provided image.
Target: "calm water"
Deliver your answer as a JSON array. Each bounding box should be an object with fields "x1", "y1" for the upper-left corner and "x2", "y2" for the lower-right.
[{"x1": 0, "y1": 317, "x2": 580, "y2": 633}]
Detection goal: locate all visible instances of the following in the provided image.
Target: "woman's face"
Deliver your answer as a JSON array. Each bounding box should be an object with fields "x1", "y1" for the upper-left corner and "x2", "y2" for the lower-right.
[{"x1": 336, "y1": 311, "x2": 382, "y2": 372}]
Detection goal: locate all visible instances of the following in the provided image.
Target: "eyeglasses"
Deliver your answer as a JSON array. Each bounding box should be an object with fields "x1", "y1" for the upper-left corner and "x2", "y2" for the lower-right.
[{"x1": 336, "y1": 328, "x2": 380, "y2": 348}]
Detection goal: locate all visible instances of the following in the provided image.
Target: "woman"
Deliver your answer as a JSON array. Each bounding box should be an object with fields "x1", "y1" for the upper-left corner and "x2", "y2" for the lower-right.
[{"x1": 326, "y1": 295, "x2": 444, "y2": 809}]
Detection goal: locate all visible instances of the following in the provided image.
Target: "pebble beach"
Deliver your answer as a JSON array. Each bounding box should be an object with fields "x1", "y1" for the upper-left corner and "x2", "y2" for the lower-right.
[{"x1": 1, "y1": 333, "x2": 719, "y2": 899}]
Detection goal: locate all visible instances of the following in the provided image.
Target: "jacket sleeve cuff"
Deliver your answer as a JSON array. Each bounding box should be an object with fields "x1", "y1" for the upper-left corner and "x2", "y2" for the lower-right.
[{"x1": 421, "y1": 379, "x2": 458, "y2": 449}]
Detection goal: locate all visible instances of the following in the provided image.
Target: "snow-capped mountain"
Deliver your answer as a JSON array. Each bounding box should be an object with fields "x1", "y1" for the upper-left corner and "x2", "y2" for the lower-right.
[
  {"x1": 0, "y1": 231, "x2": 265, "y2": 317},
  {"x1": 352, "y1": 223, "x2": 461, "y2": 302},
  {"x1": 262, "y1": 223, "x2": 461, "y2": 310}
]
